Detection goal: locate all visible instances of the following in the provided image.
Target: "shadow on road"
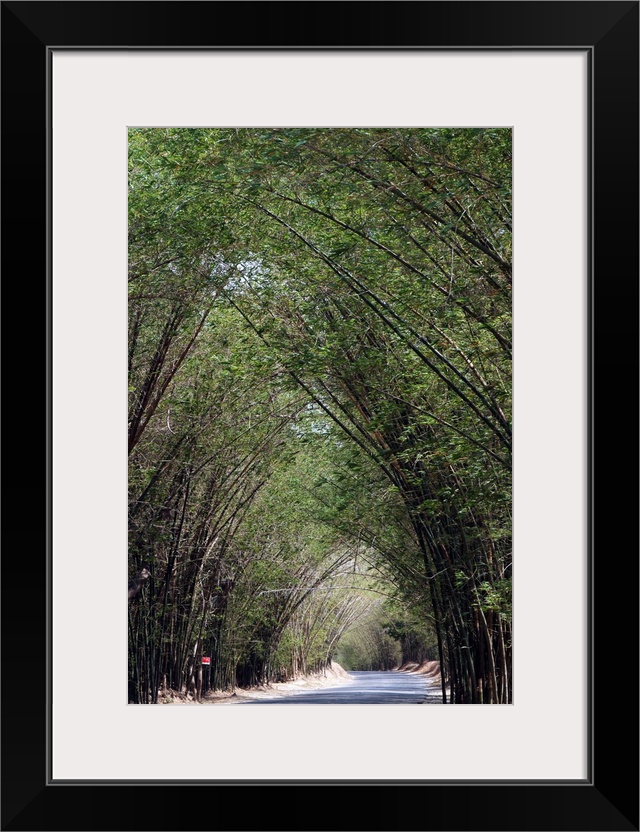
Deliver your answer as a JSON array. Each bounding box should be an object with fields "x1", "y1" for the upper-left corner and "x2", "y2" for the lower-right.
[{"x1": 244, "y1": 670, "x2": 441, "y2": 704}]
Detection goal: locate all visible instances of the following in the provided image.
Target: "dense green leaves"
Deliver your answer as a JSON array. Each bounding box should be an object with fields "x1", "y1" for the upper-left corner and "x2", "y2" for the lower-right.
[{"x1": 128, "y1": 127, "x2": 512, "y2": 704}]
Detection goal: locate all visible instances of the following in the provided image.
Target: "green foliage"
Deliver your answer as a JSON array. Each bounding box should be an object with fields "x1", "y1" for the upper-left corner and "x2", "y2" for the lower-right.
[
  {"x1": 335, "y1": 607, "x2": 403, "y2": 671},
  {"x1": 128, "y1": 127, "x2": 512, "y2": 703},
  {"x1": 476, "y1": 579, "x2": 512, "y2": 623}
]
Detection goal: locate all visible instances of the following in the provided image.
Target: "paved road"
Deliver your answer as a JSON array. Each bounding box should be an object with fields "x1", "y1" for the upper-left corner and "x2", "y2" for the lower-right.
[{"x1": 245, "y1": 670, "x2": 441, "y2": 704}]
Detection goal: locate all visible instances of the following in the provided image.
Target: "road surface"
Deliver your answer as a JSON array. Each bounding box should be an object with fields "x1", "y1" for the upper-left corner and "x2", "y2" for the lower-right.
[{"x1": 243, "y1": 670, "x2": 441, "y2": 704}]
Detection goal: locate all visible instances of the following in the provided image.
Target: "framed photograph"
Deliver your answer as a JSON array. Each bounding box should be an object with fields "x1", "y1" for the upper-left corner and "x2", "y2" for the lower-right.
[{"x1": 2, "y1": 2, "x2": 637, "y2": 830}]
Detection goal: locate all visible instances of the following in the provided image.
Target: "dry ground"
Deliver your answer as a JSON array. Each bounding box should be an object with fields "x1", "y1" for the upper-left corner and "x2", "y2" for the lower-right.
[
  {"x1": 156, "y1": 661, "x2": 353, "y2": 704},
  {"x1": 156, "y1": 660, "x2": 446, "y2": 704}
]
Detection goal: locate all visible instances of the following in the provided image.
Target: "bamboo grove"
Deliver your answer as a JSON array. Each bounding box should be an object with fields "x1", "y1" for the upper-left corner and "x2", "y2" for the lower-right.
[{"x1": 128, "y1": 128, "x2": 512, "y2": 704}]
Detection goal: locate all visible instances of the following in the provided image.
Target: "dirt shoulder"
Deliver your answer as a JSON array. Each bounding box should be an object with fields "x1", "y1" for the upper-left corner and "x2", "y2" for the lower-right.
[
  {"x1": 157, "y1": 661, "x2": 354, "y2": 705},
  {"x1": 398, "y1": 659, "x2": 441, "y2": 682},
  {"x1": 203, "y1": 661, "x2": 354, "y2": 704},
  {"x1": 397, "y1": 660, "x2": 447, "y2": 702}
]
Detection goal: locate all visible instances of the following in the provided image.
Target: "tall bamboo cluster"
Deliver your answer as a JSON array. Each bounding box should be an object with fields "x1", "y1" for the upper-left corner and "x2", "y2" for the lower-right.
[{"x1": 129, "y1": 127, "x2": 512, "y2": 703}]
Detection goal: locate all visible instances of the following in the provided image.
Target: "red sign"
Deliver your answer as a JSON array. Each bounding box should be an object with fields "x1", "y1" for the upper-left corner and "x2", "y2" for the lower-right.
[{"x1": 201, "y1": 657, "x2": 211, "y2": 666}]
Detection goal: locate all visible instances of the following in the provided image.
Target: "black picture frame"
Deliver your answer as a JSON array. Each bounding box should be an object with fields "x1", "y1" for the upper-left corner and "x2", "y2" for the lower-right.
[{"x1": 2, "y1": 2, "x2": 638, "y2": 830}]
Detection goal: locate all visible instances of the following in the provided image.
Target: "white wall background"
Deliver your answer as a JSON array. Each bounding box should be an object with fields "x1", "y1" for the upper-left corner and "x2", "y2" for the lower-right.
[{"x1": 52, "y1": 51, "x2": 587, "y2": 781}]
